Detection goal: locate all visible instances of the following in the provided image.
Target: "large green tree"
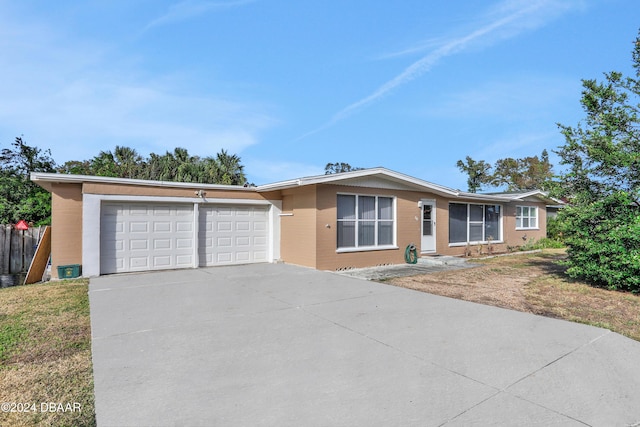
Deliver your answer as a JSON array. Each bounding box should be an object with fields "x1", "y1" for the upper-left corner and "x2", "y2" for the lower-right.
[
  {"x1": 491, "y1": 150, "x2": 553, "y2": 191},
  {"x1": 554, "y1": 30, "x2": 640, "y2": 292},
  {"x1": 59, "y1": 146, "x2": 248, "y2": 185},
  {"x1": 324, "y1": 162, "x2": 363, "y2": 174},
  {"x1": 0, "y1": 137, "x2": 56, "y2": 225},
  {"x1": 455, "y1": 150, "x2": 553, "y2": 193},
  {"x1": 455, "y1": 156, "x2": 492, "y2": 193},
  {"x1": 213, "y1": 149, "x2": 246, "y2": 185}
]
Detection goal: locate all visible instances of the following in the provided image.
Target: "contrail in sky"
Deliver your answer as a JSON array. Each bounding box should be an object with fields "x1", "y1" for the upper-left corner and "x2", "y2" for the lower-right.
[
  {"x1": 298, "y1": 0, "x2": 579, "y2": 141},
  {"x1": 143, "y1": 0, "x2": 257, "y2": 32}
]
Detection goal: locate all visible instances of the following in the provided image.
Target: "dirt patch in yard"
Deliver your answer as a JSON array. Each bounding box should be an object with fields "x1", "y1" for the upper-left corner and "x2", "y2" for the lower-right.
[{"x1": 387, "y1": 249, "x2": 640, "y2": 342}]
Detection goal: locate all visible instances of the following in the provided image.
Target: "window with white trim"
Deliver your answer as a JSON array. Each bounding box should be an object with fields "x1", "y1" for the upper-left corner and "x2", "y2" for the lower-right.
[
  {"x1": 516, "y1": 206, "x2": 538, "y2": 229},
  {"x1": 449, "y1": 203, "x2": 502, "y2": 244},
  {"x1": 337, "y1": 195, "x2": 395, "y2": 249}
]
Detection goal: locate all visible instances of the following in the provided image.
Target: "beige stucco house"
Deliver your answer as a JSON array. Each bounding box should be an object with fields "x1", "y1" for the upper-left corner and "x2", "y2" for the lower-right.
[{"x1": 32, "y1": 168, "x2": 554, "y2": 278}]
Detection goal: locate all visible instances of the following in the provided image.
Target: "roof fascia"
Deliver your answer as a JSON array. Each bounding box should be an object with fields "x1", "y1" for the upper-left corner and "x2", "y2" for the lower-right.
[
  {"x1": 30, "y1": 172, "x2": 257, "y2": 192},
  {"x1": 256, "y1": 167, "x2": 462, "y2": 197}
]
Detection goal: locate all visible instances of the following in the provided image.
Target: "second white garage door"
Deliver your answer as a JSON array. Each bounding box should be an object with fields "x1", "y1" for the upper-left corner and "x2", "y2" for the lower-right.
[{"x1": 199, "y1": 204, "x2": 269, "y2": 266}]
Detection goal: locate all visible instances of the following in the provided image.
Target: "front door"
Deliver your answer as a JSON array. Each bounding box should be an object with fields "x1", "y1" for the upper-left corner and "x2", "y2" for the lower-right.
[{"x1": 421, "y1": 200, "x2": 436, "y2": 253}]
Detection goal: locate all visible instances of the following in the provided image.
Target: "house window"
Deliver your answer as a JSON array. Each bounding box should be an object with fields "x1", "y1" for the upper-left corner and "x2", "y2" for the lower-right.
[
  {"x1": 449, "y1": 203, "x2": 502, "y2": 244},
  {"x1": 516, "y1": 206, "x2": 538, "y2": 229},
  {"x1": 337, "y1": 195, "x2": 395, "y2": 249}
]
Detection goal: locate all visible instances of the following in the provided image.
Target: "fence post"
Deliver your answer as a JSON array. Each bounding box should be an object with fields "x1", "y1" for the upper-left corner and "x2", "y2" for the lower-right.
[
  {"x1": 2, "y1": 225, "x2": 11, "y2": 274},
  {"x1": 0, "y1": 225, "x2": 6, "y2": 274}
]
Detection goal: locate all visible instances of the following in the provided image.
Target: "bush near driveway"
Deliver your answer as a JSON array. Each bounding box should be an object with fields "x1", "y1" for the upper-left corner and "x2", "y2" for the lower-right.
[
  {"x1": 554, "y1": 30, "x2": 640, "y2": 293},
  {"x1": 557, "y1": 192, "x2": 640, "y2": 293}
]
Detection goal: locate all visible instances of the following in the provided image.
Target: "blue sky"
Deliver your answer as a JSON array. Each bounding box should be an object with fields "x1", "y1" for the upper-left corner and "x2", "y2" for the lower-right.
[{"x1": 0, "y1": 0, "x2": 638, "y2": 189}]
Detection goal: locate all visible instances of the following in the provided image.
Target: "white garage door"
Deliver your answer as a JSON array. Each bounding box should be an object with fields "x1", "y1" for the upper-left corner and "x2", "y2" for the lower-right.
[
  {"x1": 199, "y1": 204, "x2": 269, "y2": 266},
  {"x1": 101, "y1": 203, "x2": 195, "y2": 274}
]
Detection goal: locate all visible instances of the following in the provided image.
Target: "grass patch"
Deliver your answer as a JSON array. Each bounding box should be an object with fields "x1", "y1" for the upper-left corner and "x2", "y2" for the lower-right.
[
  {"x1": 0, "y1": 320, "x2": 27, "y2": 363},
  {"x1": 389, "y1": 249, "x2": 640, "y2": 342},
  {"x1": 0, "y1": 279, "x2": 95, "y2": 427}
]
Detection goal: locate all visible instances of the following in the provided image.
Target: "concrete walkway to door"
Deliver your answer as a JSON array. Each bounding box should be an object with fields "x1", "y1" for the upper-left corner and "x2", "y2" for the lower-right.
[{"x1": 89, "y1": 263, "x2": 640, "y2": 426}]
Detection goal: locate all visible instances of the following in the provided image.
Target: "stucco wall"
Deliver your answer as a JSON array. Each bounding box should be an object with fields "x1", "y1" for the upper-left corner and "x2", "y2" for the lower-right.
[
  {"x1": 83, "y1": 182, "x2": 272, "y2": 201},
  {"x1": 503, "y1": 200, "x2": 548, "y2": 246},
  {"x1": 45, "y1": 176, "x2": 550, "y2": 275},
  {"x1": 279, "y1": 187, "x2": 317, "y2": 268},
  {"x1": 432, "y1": 198, "x2": 548, "y2": 257},
  {"x1": 51, "y1": 183, "x2": 83, "y2": 278},
  {"x1": 281, "y1": 184, "x2": 550, "y2": 270},
  {"x1": 314, "y1": 185, "x2": 430, "y2": 270}
]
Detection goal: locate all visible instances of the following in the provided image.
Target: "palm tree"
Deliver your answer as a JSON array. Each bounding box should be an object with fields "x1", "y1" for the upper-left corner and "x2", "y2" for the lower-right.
[
  {"x1": 113, "y1": 146, "x2": 142, "y2": 179},
  {"x1": 215, "y1": 149, "x2": 246, "y2": 185}
]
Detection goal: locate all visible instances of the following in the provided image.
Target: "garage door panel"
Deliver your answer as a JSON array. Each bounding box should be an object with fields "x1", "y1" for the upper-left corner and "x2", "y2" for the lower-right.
[
  {"x1": 102, "y1": 220, "x2": 124, "y2": 233},
  {"x1": 130, "y1": 257, "x2": 149, "y2": 269},
  {"x1": 236, "y1": 236, "x2": 250, "y2": 246},
  {"x1": 175, "y1": 255, "x2": 193, "y2": 265},
  {"x1": 130, "y1": 222, "x2": 148, "y2": 233},
  {"x1": 152, "y1": 207, "x2": 170, "y2": 215},
  {"x1": 198, "y1": 204, "x2": 269, "y2": 267},
  {"x1": 103, "y1": 204, "x2": 123, "y2": 216},
  {"x1": 153, "y1": 256, "x2": 171, "y2": 267},
  {"x1": 176, "y1": 238, "x2": 192, "y2": 249},
  {"x1": 217, "y1": 253, "x2": 232, "y2": 263},
  {"x1": 254, "y1": 236, "x2": 268, "y2": 246},
  {"x1": 217, "y1": 222, "x2": 232, "y2": 232},
  {"x1": 101, "y1": 202, "x2": 194, "y2": 274},
  {"x1": 176, "y1": 221, "x2": 193, "y2": 232},
  {"x1": 130, "y1": 207, "x2": 148, "y2": 215},
  {"x1": 236, "y1": 222, "x2": 250, "y2": 231},
  {"x1": 130, "y1": 239, "x2": 148, "y2": 250},
  {"x1": 116, "y1": 258, "x2": 125, "y2": 269},
  {"x1": 154, "y1": 222, "x2": 171, "y2": 232},
  {"x1": 217, "y1": 237, "x2": 232, "y2": 247},
  {"x1": 154, "y1": 239, "x2": 171, "y2": 249},
  {"x1": 236, "y1": 252, "x2": 250, "y2": 262}
]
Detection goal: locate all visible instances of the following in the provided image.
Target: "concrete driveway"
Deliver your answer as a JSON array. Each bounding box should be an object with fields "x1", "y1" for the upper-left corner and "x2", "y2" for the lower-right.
[{"x1": 90, "y1": 263, "x2": 640, "y2": 426}]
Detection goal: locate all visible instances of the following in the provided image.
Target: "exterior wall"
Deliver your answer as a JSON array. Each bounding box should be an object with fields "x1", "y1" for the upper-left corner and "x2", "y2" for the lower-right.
[
  {"x1": 83, "y1": 182, "x2": 271, "y2": 201},
  {"x1": 431, "y1": 197, "x2": 452, "y2": 255},
  {"x1": 434, "y1": 199, "x2": 548, "y2": 257},
  {"x1": 302, "y1": 185, "x2": 546, "y2": 270},
  {"x1": 49, "y1": 180, "x2": 281, "y2": 277},
  {"x1": 503, "y1": 200, "x2": 548, "y2": 245},
  {"x1": 50, "y1": 183, "x2": 83, "y2": 278},
  {"x1": 279, "y1": 186, "x2": 317, "y2": 268},
  {"x1": 314, "y1": 185, "x2": 437, "y2": 270},
  {"x1": 43, "y1": 175, "x2": 551, "y2": 275}
]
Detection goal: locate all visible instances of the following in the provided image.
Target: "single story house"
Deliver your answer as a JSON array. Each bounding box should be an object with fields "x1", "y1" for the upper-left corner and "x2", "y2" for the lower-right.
[{"x1": 31, "y1": 167, "x2": 556, "y2": 278}]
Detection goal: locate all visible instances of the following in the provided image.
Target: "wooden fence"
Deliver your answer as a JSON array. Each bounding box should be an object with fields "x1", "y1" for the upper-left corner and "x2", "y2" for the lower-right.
[{"x1": 0, "y1": 225, "x2": 47, "y2": 274}]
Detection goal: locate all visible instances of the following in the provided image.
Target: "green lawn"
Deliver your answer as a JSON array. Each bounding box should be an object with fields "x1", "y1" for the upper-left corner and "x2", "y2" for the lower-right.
[{"x1": 0, "y1": 279, "x2": 95, "y2": 427}]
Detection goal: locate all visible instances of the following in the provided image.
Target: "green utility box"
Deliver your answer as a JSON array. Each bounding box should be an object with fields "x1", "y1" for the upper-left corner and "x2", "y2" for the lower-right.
[{"x1": 57, "y1": 264, "x2": 82, "y2": 279}]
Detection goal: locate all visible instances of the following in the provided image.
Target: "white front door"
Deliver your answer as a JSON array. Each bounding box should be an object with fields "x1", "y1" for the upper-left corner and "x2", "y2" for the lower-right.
[{"x1": 421, "y1": 200, "x2": 436, "y2": 253}]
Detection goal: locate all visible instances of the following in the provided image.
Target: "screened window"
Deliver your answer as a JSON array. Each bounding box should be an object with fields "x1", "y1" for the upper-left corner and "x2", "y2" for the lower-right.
[
  {"x1": 449, "y1": 203, "x2": 502, "y2": 244},
  {"x1": 337, "y1": 195, "x2": 395, "y2": 249},
  {"x1": 516, "y1": 206, "x2": 538, "y2": 229},
  {"x1": 449, "y1": 203, "x2": 468, "y2": 244}
]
